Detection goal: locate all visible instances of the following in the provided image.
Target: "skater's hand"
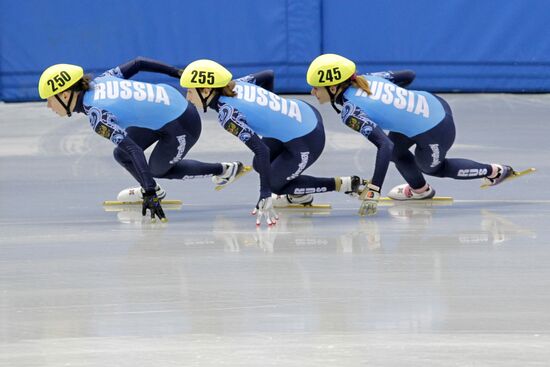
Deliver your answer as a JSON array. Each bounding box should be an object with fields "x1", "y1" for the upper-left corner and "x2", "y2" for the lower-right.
[
  {"x1": 142, "y1": 190, "x2": 167, "y2": 222},
  {"x1": 359, "y1": 184, "x2": 380, "y2": 216},
  {"x1": 252, "y1": 196, "x2": 278, "y2": 226}
]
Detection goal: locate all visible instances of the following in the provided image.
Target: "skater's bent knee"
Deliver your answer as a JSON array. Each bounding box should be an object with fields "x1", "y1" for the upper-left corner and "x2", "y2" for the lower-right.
[
  {"x1": 113, "y1": 147, "x2": 130, "y2": 163},
  {"x1": 149, "y1": 163, "x2": 170, "y2": 178},
  {"x1": 270, "y1": 181, "x2": 287, "y2": 194},
  {"x1": 418, "y1": 164, "x2": 445, "y2": 177}
]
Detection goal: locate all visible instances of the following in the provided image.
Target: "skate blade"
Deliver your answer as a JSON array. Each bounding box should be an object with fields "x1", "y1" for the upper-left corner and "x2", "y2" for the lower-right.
[
  {"x1": 480, "y1": 168, "x2": 536, "y2": 189},
  {"x1": 378, "y1": 198, "x2": 454, "y2": 207},
  {"x1": 103, "y1": 199, "x2": 183, "y2": 206},
  {"x1": 379, "y1": 196, "x2": 453, "y2": 202},
  {"x1": 278, "y1": 203, "x2": 332, "y2": 209},
  {"x1": 103, "y1": 202, "x2": 182, "y2": 212},
  {"x1": 215, "y1": 165, "x2": 253, "y2": 191}
]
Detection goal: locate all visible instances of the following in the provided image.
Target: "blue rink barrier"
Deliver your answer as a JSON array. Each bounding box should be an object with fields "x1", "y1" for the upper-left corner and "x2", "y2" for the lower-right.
[
  {"x1": 1, "y1": 0, "x2": 549, "y2": 101},
  {"x1": 321, "y1": 0, "x2": 550, "y2": 92}
]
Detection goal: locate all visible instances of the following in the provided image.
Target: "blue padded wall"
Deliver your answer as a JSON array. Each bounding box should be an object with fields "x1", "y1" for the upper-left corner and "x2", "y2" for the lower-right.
[
  {"x1": 0, "y1": 0, "x2": 321, "y2": 101},
  {"x1": 322, "y1": 0, "x2": 550, "y2": 92},
  {"x1": 1, "y1": 0, "x2": 549, "y2": 101}
]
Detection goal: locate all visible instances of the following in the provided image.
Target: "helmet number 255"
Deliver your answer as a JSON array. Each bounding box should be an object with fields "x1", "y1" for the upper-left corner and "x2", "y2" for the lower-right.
[
  {"x1": 317, "y1": 67, "x2": 341, "y2": 83},
  {"x1": 46, "y1": 71, "x2": 72, "y2": 93},
  {"x1": 190, "y1": 70, "x2": 215, "y2": 85}
]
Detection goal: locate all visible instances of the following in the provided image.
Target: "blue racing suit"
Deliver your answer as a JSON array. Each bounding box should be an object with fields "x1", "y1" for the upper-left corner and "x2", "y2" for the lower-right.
[
  {"x1": 73, "y1": 57, "x2": 225, "y2": 192},
  {"x1": 339, "y1": 74, "x2": 493, "y2": 189},
  {"x1": 210, "y1": 81, "x2": 338, "y2": 200}
]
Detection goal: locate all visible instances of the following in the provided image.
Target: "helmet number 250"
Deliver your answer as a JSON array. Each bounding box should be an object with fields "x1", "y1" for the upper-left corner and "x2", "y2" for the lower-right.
[
  {"x1": 46, "y1": 71, "x2": 72, "y2": 92},
  {"x1": 317, "y1": 67, "x2": 341, "y2": 83},
  {"x1": 191, "y1": 70, "x2": 215, "y2": 85}
]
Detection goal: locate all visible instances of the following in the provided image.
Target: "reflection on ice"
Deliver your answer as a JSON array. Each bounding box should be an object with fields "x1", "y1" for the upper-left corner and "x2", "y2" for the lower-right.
[{"x1": 104, "y1": 202, "x2": 538, "y2": 251}]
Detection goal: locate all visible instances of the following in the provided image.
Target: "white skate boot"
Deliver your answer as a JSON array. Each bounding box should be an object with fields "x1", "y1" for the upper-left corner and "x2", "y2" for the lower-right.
[
  {"x1": 482, "y1": 164, "x2": 513, "y2": 187},
  {"x1": 212, "y1": 161, "x2": 244, "y2": 186},
  {"x1": 116, "y1": 184, "x2": 166, "y2": 202},
  {"x1": 272, "y1": 193, "x2": 314, "y2": 208},
  {"x1": 336, "y1": 176, "x2": 362, "y2": 197},
  {"x1": 387, "y1": 184, "x2": 435, "y2": 200}
]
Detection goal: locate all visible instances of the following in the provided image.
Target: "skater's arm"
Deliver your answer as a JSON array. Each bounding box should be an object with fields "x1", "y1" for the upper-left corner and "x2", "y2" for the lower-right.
[
  {"x1": 101, "y1": 57, "x2": 182, "y2": 80},
  {"x1": 86, "y1": 110, "x2": 156, "y2": 191},
  {"x1": 117, "y1": 137, "x2": 157, "y2": 192},
  {"x1": 243, "y1": 135, "x2": 272, "y2": 199},
  {"x1": 217, "y1": 105, "x2": 271, "y2": 198},
  {"x1": 341, "y1": 103, "x2": 392, "y2": 189},
  {"x1": 235, "y1": 70, "x2": 275, "y2": 92},
  {"x1": 367, "y1": 70, "x2": 416, "y2": 88},
  {"x1": 366, "y1": 127, "x2": 393, "y2": 189}
]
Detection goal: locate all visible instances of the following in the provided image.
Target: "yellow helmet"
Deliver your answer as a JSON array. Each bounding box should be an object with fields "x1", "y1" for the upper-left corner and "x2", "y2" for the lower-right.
[
  {"x1": 38, "y1": 64, "x2": 84, "y2": 99},
  {"x1": 180, "y1": 59, "x2": 232, "y2": 89},
  {"x1": 306, "y1": 54, "x2": 356, "y2": 87}
]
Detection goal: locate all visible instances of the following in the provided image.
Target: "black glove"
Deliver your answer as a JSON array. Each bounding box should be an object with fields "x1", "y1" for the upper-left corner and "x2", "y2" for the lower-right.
[{"x1": 142, "y1": 190, "x2": 167, "y2": 222}]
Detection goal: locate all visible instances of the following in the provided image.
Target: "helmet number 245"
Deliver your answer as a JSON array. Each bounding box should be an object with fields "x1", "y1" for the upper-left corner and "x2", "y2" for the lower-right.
[{"x1": 317, "y1": 67, "x2": 341, "y2": 83}]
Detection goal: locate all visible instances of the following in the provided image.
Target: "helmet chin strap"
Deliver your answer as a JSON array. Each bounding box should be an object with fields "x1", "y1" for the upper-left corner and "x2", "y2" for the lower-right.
[
  {"x1": 54, "y1": 91, "x2": 75, "y2": 117},
  {"x1": 325, "y1": 86, "x2": 342, "y2": 114},
  {"x1": 198, "y1": 88, "x2": 215, "y2": 112}
]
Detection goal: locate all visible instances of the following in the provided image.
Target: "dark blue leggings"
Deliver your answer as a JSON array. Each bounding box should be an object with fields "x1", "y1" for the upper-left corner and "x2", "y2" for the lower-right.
[
  {"x1": 113, "y1": 105, "x2": 223, "y2": 182},
  {"x1": 253, "y1": 114, "x2": 336, "y2": 195},
  {"x1": 390, "y1": 96, "x2": 493, "y2": 189}
]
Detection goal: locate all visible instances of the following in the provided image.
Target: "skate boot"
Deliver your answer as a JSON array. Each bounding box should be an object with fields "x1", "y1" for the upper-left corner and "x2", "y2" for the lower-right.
[
  {"x1": 117, "y1": 184, "x2": 166, "y2": 202},
  {"x1": 387, "y1": 184, "x2": 435, "y2": 200},
  {"x1": 212, "y1": 161, "x2": 244, "y2": 186},
  {"x1": 482, "y1": 164, "x2": 513, "y2": 187},
  {"x1": 336, "y1": 176, "x2": 362, "y2": 197},
  {"x1": 272, "y1": 193, "x2": 314, "y2": 208}
]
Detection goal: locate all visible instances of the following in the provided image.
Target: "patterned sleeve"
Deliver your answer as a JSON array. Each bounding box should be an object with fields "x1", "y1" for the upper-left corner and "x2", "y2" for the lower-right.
[
  {"x1": 85, "y1": 106, "x2": 127, "y2": 145},
  {"x1": 217, "y1": 102, "x2": 272, "y2": 198},
  {"x1": 235, "y1": 70, "x2": 274, "y2": 92},
  {"x1": 341, "y1": 102, "x2": 393, "y2": 190},
  {"x1": 367, "y1": 71, "x2": 393, "y2": 80},
  {"x1": 98, "y1": 57, "x2": 181, "y2": 80},
  {"x1": 340, "y1": 102, "x2": 377, "y2": 138},
  {"x1": 98, "y1": 67, "x2": 124, "y2": 79},
  {"x1": 217, "y1": 103, "x2": 256, "y2": 143},
  {"x1": 367, "y1": 70, "x2": 415, "y2": 88}
]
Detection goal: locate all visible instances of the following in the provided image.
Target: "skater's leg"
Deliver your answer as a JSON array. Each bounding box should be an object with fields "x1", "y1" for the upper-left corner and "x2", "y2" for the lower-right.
[
  {"x1": 150, "y1": 107, "x2": 224, "y2": 179},
  {"x1": 414, "y1": 114, "x2": 493, "y2": 180},
  {"x1": 389, "y1": 131, "x2": 427, "y2": 189}
]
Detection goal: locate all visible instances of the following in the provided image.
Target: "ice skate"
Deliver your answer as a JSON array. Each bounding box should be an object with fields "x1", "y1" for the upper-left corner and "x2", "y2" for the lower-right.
[
  {"x1": 480, "y1": 165, "x2": 535, "y2": 189},
  {"x1": 213, "y1": 162, "x2": 252, "y2": 190},
  {"x1": 387, "y1": 184, "x2": 436, "y2": 201},
  {"x1": 116, "y1": 184, "x2": 166, "y2": 203},
  {"x1": 336, "y1": 176, "x2": 362, "y2": 197},
  {"x1": 272, "y1": 194, "x2": 314, "y2": 208}
]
